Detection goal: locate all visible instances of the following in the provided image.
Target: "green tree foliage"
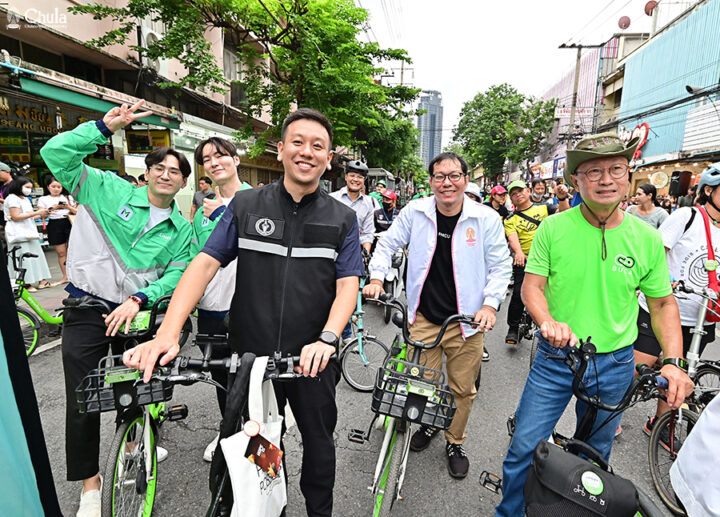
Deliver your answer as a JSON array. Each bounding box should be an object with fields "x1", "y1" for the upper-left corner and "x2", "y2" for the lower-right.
[
  {"x1": 452, "y1": 84, "x2": 556, "y2": 178},
  {"x1": 71, "y1": 0, "x2": 420, "y2": 161}
]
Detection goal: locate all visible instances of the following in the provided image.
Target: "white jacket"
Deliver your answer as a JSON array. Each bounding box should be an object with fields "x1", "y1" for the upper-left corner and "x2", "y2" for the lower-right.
[{"x1": 369, "y1": 196, "x2": 512, "y2": 338}]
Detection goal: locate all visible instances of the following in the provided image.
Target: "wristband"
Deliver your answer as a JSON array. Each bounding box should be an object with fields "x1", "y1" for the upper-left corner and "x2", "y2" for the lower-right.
[
  {"x1": 662, "y1": 357, "x2": 688, "y2": 372},
  {"x1": 128, "y1": 295, "x2": 143, "y2": 306},
  {"x1": 556, "y1": 196, "x2": 568, "y2": 201}
]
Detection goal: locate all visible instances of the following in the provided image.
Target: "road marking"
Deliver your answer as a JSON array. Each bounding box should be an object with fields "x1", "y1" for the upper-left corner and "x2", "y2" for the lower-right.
[{"x1": 34, "y1": 338, "x2": 62, "y2": 355}]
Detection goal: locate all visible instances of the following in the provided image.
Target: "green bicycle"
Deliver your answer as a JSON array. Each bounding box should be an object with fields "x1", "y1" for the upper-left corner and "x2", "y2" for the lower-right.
[
  {"x1": 9, "y1": 245, "x2": 63, "y2": 356},
  {"x1": 348, "y1": 295, "x2": 475, "y2": 516},
  {"x1": 75, "y1": 294, "x2": 192, "y2": 517}
]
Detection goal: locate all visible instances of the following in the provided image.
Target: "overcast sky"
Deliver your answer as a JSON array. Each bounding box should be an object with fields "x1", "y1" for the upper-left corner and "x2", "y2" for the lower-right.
[{"x1": 359, "y1": 0, "x2": 692, "y2": 146}]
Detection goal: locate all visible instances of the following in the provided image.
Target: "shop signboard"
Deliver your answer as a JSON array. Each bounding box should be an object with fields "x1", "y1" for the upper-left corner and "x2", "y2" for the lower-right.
[
  {"x1": 540, "y1": 161, "x2": 553, "y2": 180},
  {"x1": 0, "y1": 94, "x2": 92, "y2": 136},
  {"x1": 126, "y1": 130, "x2": 171, "y2": 153},
  {"x1": 553, "y1": 157, "x2": 566, "y2": 178}
]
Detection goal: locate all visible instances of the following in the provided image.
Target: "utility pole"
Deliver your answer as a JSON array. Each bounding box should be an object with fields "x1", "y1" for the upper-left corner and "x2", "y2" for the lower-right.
[{"x1": 559, "y1": 43, "x2": 604, "y2": 144}]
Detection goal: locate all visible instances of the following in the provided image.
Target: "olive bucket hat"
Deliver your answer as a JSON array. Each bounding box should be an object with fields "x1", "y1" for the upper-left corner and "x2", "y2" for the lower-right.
[{"x1": 565, "y1": 132, "x2": 641, "y2": 183}]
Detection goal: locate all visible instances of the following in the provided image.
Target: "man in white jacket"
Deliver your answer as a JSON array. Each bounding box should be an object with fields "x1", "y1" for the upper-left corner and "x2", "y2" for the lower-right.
[{"x1": 363, "y1": 152, "x2": 512, "y2": 479}]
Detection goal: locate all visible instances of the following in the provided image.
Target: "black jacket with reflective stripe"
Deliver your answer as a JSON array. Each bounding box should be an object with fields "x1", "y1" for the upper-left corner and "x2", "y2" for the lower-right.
[{"x1": 229, "y1": 179, "x2": 357, "y2": 356}]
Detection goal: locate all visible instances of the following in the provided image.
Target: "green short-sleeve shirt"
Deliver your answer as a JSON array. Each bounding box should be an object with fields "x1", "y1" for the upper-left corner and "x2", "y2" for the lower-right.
[{"x1": 525, "y1": 206, "x2": 672, "y2": 353}]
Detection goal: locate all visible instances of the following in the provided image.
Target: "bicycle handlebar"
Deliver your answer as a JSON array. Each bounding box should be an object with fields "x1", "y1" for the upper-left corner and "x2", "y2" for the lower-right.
[
  {"x1": 560, "y1": 340, "x2": 667, "y2": 412},
  {"x1": 674, "y1": 280, "x2": 718, "y2": 301},
  {"x1": 374, "y1": 294, "x2": 476, "y2": 350}
]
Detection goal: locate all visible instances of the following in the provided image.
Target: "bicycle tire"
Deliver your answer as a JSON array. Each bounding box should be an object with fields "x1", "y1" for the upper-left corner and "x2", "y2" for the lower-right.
[
  {"x1": 383, "y1": 280, "x2": 393, "y2": 324},
  {"x1": 648, "y1": 409, "x2": 698, "y2": 516},
  {"x1": 376, "y1": 427, "x2": 406, "y2": 517},
  {"x1": 637, "y1": 486, "x2": 666, "y2": 517},
  {"x1": 528, "y1": 333, "x2": 539, "y2": 369},
  {"x1": 17, "y1": 308, "x2": 40, "y2": 357},
  {"x1": 694, "y1": 364, "x2": 720, "y2": 409},
  {"x1": 341, "y1": 336, "x2": 389, "y2": 392},
  {"x1": 102, "y1": 414, "x2": 157, "y2": 517}
]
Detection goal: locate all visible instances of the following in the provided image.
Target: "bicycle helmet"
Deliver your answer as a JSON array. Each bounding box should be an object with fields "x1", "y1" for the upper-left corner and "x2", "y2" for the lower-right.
[
  {"x1": 345, "y1": 160, "x2": 368, "y2": 176},
  {"x1": 698, "y1": 162, "x2": 720, "y2": 192}
]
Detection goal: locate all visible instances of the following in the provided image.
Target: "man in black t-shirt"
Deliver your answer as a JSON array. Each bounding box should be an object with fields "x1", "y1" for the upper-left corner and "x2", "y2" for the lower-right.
[{"x1": 364, "y1": 152, "x2": 511, "y2": 479}]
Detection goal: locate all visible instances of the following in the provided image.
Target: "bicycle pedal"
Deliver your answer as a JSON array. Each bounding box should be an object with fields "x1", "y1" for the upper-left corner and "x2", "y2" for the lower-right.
[
  {"x1": 165, "y1": 404, "x2": 188, "y2": 421},
  {"x1": 506, "y1": 414, "x2": 516, "y2": 437},
  {"x1": 479, "y1": 471, "x2": 502, "y2": 494},
  {"x1": 348, "y1": 428, "x2": 368, "y2": 444}
]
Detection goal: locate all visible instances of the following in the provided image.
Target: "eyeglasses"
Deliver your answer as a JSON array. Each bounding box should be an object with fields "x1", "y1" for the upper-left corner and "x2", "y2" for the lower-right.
[
  {"x1": 575, "y1": 165, "x2": 629, "y2": 182},
  {"x1": 431, "y1": 172, "x2": 466, "y2": 183},
  {"x1": 150, "y1": 164, "x2": 183, "y2": 177}
]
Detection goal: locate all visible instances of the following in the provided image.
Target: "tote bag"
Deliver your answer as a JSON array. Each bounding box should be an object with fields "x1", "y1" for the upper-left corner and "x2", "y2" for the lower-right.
[{"x1": 220, "y1": 356, "x2": 286, "y2": 517}]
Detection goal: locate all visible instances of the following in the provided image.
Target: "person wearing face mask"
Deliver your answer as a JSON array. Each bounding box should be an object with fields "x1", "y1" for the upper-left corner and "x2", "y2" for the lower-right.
[
  {"x1": 373, "y1": 190, "x2": 398, "y2": 233},
  {"x1": 4, "y1": 177, "x2": 52, "y2": 290}
]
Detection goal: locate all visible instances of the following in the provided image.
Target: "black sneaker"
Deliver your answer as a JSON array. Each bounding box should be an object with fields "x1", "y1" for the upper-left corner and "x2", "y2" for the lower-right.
[
  {"x1": 409, "y1": 425, "x2": 439, "y2": 452},
  {"x1": 505, "y1": 327, "x2": 519, "y2": 345},
  {"x1": 643, "y1": 416, "x2": 657, "y2": 437},
  {"x1": 482, "y1": 349, "x2": 490, "y2": 362},
  {"x1": 446, "y1": 442, "x2": 469, "y2": 478}
]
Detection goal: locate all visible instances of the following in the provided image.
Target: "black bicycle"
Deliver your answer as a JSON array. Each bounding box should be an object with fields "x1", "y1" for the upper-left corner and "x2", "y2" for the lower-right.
[{"x1": 490, "y1": 339, "x2": 667, "y2": 516}]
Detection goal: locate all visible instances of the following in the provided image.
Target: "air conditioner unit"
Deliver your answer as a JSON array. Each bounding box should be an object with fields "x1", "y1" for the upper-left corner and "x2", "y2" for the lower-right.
[{"x1": 140, "y1": 26, "x2": 169, "y2": 79}]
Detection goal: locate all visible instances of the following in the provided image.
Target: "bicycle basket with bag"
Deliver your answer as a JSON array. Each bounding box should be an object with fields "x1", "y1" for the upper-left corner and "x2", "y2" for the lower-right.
[{"x1": 524, "y1": 440, "x2": 639, "y2": 517}]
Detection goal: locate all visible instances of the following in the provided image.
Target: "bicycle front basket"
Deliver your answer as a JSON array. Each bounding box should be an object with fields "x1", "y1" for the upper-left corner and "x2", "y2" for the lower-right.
[
  {"x1": 371, "y1": 356, "x2": 456, "y2": 429},
  {"x1": 75, "y1": 355, "x2": 174, "y2": 414}
]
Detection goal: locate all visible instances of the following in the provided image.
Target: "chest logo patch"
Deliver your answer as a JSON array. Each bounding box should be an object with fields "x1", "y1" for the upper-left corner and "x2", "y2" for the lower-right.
[
  {"x1": 118, "y1": 206, "x2": 134, "y2": 221},
  {"x1": 466, "y1": 227, "x2": 476, "y2": 247},
  {"x1": 255, "y1": 218, "x2": 276, "y2": 237},
  {"x1": 615, "y1": 254, "x2": 635, "y2": 269},
  {"x1": 201, "y1": 216, "x2": 210, "y2": 227}
]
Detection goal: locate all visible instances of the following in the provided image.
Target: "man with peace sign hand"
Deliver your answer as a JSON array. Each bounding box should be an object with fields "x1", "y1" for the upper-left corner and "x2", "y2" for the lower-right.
[{"x1": 40, "y1": 101, "x2": 193, "y2": 517}]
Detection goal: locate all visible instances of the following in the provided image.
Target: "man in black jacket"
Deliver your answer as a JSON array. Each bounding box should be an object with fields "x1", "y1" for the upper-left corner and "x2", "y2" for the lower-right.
[{"x1": 124, "y1": 108, "x2": 363, "y2": 517}]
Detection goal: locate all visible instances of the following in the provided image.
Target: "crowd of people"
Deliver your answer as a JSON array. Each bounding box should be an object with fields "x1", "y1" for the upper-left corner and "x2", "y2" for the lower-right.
[{"x1": 3, "y1": 100, "x2": 717, "y2": 517}]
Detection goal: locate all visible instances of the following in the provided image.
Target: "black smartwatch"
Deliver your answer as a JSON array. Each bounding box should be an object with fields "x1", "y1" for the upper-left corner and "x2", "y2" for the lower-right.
[
  {"x1": 318, "y1": 330, "x2": 339, "y2": 348},
  {"x1": 662, "y1": 357, "x2": 688, "y2": 372}
]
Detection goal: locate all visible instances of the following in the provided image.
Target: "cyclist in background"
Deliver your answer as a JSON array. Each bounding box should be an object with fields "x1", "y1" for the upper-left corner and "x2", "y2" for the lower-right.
[
  {"x1": 412, "y1": 184, "x2": 429, "y2": 199},
  {"x1": 369, "y1": 179, "x2": 386, "y2": 204},
  {"x1": 634, "y1": 164, "x2": 720, "y2": 438},
  {"x1": 330, "y1": 160, "x2": 375, "y2": 254},
  {"x1": 364, "y1": 151, "x2": 511, "y2": 480},
  {"x1": 190, "y1": 137, "x2": 252, "y2": 462},
  {"x1": 503, "y1": 180, "x2": 557, "y2": 344},
  {"x1": 40, "y1": 101, "x2": 192, "y2": 517}
]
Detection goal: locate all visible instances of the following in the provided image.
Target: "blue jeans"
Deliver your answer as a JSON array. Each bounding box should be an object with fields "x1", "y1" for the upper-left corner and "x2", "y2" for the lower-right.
[
  {"x1": 495, "y1": 335, "x2": 635, "y2": 517},
  {"x1": 341, "y1": 322, "x2": 352, "y2": 339}
]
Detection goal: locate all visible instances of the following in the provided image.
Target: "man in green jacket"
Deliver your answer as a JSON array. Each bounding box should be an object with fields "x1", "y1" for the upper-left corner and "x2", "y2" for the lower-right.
[{"x1": 40, "y1": 101, "x2": 192, "y2": 517}]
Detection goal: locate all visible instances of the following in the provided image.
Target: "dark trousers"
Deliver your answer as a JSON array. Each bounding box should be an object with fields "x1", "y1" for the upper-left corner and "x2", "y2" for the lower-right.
[
  {"x1": 197, "y1": 316, "x2": 230, "y2": 416},
  {"x1": 62, "y1": 305, "x2": 126, "y2": 481},
  {"x1": 506, "y1": 264, "x2": 526, "y2": 329},
  {"x1": 273, "y1": 360, "x2": 340, "y2": 517}
]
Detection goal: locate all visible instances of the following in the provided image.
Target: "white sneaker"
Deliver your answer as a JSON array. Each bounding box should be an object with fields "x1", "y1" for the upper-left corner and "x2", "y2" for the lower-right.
[
  {"x1": 203, "y1": 434, "x2": 220, "y2": 462},
  {"x1": 76, "y1": 480, "x2": 102, "y2": 517},
  {"x1": 157, "y1": 446, "x2": 168, "y2": 463}
]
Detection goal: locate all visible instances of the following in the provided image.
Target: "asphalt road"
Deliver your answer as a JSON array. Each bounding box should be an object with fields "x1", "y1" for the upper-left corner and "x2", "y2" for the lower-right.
[{"x1": 30, "y1": 293, "x2": 712, "y2": 516}]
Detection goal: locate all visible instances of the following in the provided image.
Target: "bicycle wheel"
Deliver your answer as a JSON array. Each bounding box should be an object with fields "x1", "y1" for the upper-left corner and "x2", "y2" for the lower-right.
[
  {"x1": 648, "y1": 409, "x2": 698, "y2": 516},
  {"x1": 528, "y1": 332, "x2": 539, "y2": 369},
  {"x1": 17, "y1": 308, "x2": 40, "y2": 357},
  {"x1": 102, "y1": 414, "x2": 157, "y2": 517},
  {"x1": 376, "y1": 427, "x2": 408, "y2": 517},
  {"x1": 341, "y1": 337, "x2": 389, "y2": 392},
  {"x1": 694, "y1": 364, "x2": 720, "y2": 409}
]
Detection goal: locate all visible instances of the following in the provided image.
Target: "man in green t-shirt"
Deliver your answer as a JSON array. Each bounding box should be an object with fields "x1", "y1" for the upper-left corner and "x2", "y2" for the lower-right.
[{"x1": 495, "y1": 133, "x2": 694, "y2": 517}]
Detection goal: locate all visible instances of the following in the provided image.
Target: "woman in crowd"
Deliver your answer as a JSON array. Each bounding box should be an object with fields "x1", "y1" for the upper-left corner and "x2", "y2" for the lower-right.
[
  {"x1": 627, "y1": 183, "x2": 669, "y2": 229},
  {"x1": 37, "y1": 175, "x2": 77, "y2": 285},
  {"x1": 3, "y1": 176, "x2": 52, "y2": 291}
]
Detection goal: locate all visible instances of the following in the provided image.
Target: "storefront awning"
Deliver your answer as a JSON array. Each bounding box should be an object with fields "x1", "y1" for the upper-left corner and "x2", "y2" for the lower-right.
[{"x1": 19, "y1": 77, "x2": 180, "y2": 130}]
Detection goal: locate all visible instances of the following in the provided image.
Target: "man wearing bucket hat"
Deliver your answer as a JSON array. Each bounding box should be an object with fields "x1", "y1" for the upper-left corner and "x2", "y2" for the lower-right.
[{"x1": 495, "y1": 133, "x2": 694, "y2": 516}]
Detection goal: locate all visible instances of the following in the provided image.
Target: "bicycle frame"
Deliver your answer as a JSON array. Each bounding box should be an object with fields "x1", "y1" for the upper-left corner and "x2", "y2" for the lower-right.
[
  {"x1": 352, "y1": 277, "x2": 369, "y2": 364},
  {"x1": 18, "y1": 287, "x2": 63, "y2": 325}
]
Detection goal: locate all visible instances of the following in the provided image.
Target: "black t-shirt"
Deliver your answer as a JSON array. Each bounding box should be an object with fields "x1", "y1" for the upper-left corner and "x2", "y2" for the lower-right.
[
  {"x1": 484, "y1": 201, "x2": 509, "y2": 220},
  {"x1": 417, "y1": 209, "x2": 460, "y2": 325}
]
